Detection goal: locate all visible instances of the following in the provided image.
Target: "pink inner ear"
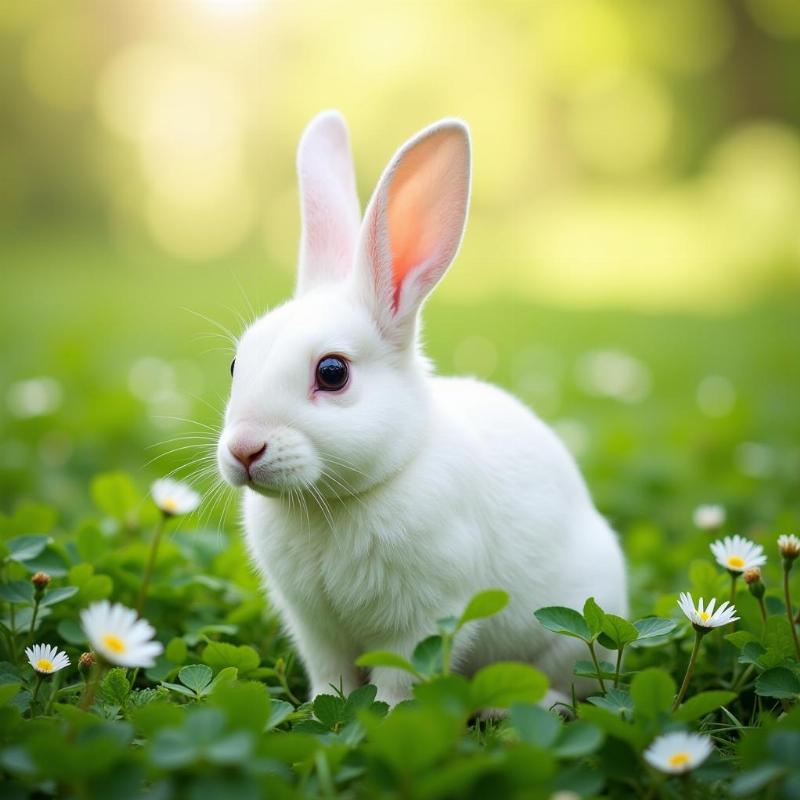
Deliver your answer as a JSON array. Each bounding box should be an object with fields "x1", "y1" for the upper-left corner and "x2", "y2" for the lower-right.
[{"x1": 386, "y1": 130, "x2": 468, "y2": 305}]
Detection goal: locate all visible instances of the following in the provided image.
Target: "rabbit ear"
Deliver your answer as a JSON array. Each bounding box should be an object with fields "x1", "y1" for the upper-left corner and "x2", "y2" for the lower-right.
[
  {"x1": 354, "y1": 119, "x2": 471, "y2": 346},
  {"x1": 296, "y1": 110, "x2": 361, "y2": 295}
]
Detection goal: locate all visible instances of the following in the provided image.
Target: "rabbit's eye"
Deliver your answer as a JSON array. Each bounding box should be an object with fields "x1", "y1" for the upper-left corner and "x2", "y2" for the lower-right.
[
  {"x1": 230, "y1": 358, "x2": 236, "y2": 377},
  {"x1": 316, "y1": 355, "x2": 349, "y2": 391}
]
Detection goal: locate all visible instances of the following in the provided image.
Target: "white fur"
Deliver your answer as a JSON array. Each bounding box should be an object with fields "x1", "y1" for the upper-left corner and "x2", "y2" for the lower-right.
[{"x1": 217, "y1": 111, "x2": 627, "y2": 705}]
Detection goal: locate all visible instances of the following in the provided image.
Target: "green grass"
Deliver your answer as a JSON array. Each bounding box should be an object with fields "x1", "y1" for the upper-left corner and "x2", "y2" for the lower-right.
[{"x1": 1, "y1": 237, "x2": 800, "y2": 797}]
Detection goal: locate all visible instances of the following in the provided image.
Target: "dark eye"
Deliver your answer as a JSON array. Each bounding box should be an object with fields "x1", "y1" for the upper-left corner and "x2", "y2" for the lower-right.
[
  {"x1": 316, "y1": 355, "x2": 349, "y2": 391},
  {"x1": 230, "y1": 358, "x2": 236, "y2": 377}
]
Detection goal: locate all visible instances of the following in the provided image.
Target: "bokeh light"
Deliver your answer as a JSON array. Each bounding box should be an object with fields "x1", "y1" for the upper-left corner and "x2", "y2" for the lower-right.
[{"x1": 2, "y1": 0, "x2": 799, "y2": 309}]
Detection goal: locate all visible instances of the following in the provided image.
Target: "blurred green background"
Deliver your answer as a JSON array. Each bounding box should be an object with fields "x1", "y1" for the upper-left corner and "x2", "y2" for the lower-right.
[{"x1": 1, "y1": 0, "x2": 799, "y2": 582}]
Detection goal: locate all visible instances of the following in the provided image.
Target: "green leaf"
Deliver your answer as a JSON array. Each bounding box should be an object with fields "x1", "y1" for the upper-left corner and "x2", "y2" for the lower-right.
[
  {"x1": 739, "y1": 641, "x2": 766, "y2": 666},
  {"x1": 344, "y1": 684, "x2": 378, "y2": 716},
  {"x1": 201, "y1": 642, "x2": 260, "y2": 675},
  {"x1": 582, "y1": 597, "x2": 606, "y2": 641},
  {"x1": 356, "y1": 651, "x2": 420, "y2": 676},
  {"x1": 0, "y1": 581, "x2": 34, "y2": 605},
  {"x1": 210, "y1": 681, "x2": 270, "y2": 733},
  {"x1": 0, "y1": 683, "x2": 21, "y2": 706},
  {"x1": 755, "y1": 667, "x2": 800, "y2": 699},
  {"x1": 206, "y1": 666, "x2": 238, "y2": 694},
  {"x1": 458, "y1": 589, "x2": 509, "y2": 629},
  {"x1": 165, "y1": 637, "x2": 187, "y2": 664},
  {"x1": 673, "y1": 690, "x2": 737, "y2": 722},
  {"x1": 21, "y1": 545, "x2": 68, "y2": 577},
  {"x1": 552, "y1": 720, "x2": 604, "y2": 757},
  {"x1": 411, "y1": 635, "x2": 443, "y2": 677},
  {"x1": 629, "y1": 617, "x2": 677, "y2": 648},
  {"x1": 314, "y1": 693, "x2": 345, "y2": 728},
  {"x1": 57, "y1": 618, "x2": 86, "y2": 645},
  {"x1": 361, "y1": 705, "x2": 460, "y2": 775},
  {"x1": 630, "y1": 668, "x2": 675, "y2": 720},
  {"x1": 2, "y1": 605, "x2": 50, "y2": 634},
  {"x1": 90, "y1": 472, "x2": 141, "y2": 522},
  {"x1": 75, "y1": 524, "x2": 110, "y2": 562},
  {"x1": 413, "y1": 674, "x2": 471, "y2": 713},
  {"x1": 534, "y1": 606, "x2": 591, "y2": 641},
  {"x1": 162, "y1": 682, "x2": 196, "y2": 698},
  {"x1": 178, "y1": 664, "x2": 213, "y2": 695},
  {"x1": 265, "y1": 699, "x2": 295, "y2": 730},
  {"x1": 5, "y1": 535, "x2": 49, "y2": 563},
  {"x1": 470, "y1": 662, "x2": 548, "y2": 710},
  {"x1": 149, "y1": 727, "x2": 198, "y2": 768},
  {"x1": 39, "y1": 586, "x2": 78, "y2": 607},
  {"x1": 726, "y1": 631, "x2": 758, "y2": 650},
  {"x1": 573, "y1": 659, "x2": 617, "y2": 681},
  {"x1": 763, "y1": 616, "x2": 797, "y2": 661},
  {"x1": 586, "y1": 688, "x2": 633, "y2": 718},
  {"x1": 578, "y1": 704, "x2": 644, "y2": 749},
  {"x1": 598, "y1": 614, "x2": 639, "y2": 650},
  {"x1": 510, "y1": 703, "x2": 561, "y2": 747},
  {"x1": 205, "y1": 730, "x2": 254, "y2": 765},
  {"x1": 98, "y1": 668, "x2": 130, "y2": 708}
]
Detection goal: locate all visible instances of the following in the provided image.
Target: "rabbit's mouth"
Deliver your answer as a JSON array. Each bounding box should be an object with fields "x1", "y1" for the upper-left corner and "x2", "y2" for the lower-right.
[{"x1": 217, "y1": 422, "x2": 322, "y2": 493}]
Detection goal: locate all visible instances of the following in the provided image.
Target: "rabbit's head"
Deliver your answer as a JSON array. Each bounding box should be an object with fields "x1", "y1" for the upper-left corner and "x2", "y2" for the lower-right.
[{"x1": 217, "y1": 111, "x2": 471, "y2": 497}]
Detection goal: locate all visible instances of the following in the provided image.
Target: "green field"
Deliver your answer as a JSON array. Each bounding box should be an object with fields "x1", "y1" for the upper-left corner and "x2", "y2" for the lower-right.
[{"x1": 2, "y1": 238, "x2": 800, "y2": 797}]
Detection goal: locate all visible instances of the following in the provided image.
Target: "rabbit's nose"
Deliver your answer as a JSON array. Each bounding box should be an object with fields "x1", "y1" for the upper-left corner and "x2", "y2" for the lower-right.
[{"x1": 229, "y1": 441, "x2": 267, "y2": 472}]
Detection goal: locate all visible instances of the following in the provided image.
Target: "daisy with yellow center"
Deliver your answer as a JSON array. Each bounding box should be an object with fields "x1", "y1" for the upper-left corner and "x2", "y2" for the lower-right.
[
  {"x1": 644, "y1": 732, "x2": 713, "y2": 775},
  {"x1": 709, "y1": 534, "x2": 766, "y2": 574},
  {"x1": 674, "y1": 593, "x2": 738, "y2": 710},
  {"x1": 677, "y1": 593, "x2": 738, "y2": 631},
  {"x1": 80, "y1": 600, "x2": 163, "y2": 668},
  {"x1": 151, "y1": 478, "x2": 201, "y2": 517},
  {"x1": 25, "y1": 643, "x2": 70, "y2": 675}
]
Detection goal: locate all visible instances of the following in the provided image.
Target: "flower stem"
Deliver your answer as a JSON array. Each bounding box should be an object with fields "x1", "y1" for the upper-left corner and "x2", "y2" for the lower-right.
[
  {"x1": 783, "y1": 567, "x2": 800, "y2": 661},
  {"x1": 587, "y1": 641, "x2": 607, "y2": 693},
  {"x1": 757, "y1": 595, "x2": 768, "y2": 625},
  {"x1": 136, "y1": 513, "x2": 167, "y2": 616},
  {"x1": 80, "y1": 662, "x2": 106, "y2": 711},
  {"x1": 673, "y1": 629, "x2": 704, "y2": 711},
  {"x1": 729, "y1": 573, "x2": 739, "y2": 631},
  {"x1": 31, "y1": 674, "x2": 44, "y2": 708},
  {"x1": 441, "y1": 633, "x2": 453, "y2": 676},
  {"x1": 613, "y1": 646, "x2": 624, "y2": 689},
  {"x1": 27, "y1": 598, "x2": 42, "y2": 644}
]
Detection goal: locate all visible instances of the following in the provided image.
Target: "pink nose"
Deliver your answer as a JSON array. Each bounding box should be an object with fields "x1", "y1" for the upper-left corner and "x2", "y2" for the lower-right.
[{"x1": 228, "y1": 441, "x2": 267, "y2": 472}]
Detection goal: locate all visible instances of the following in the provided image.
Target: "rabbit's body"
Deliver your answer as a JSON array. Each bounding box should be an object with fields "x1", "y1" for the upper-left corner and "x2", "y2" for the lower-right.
[{"x1": 218, "y1": 111, "x2": 626, "y2": 705}]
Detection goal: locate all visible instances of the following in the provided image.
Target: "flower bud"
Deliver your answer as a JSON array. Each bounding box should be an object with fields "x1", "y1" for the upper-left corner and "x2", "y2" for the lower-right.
[
  {"x1": 31, "y1": 571, "x2": 51, "y2": 600},
  {"x1": 743, "y1": 567, "x2": 761, "y2": 585},
  {"x1": 778, "y1": 534, "x2": 800, "y2": 563},
  {"x1": 31, "y1": 571, "x2": 51, "y2": 591},
  {"x1": 79, "y1": 651, "x2": 96, "y2": 675},
  {"x1": 744, "y1": 567, "x2": 765, "y2": 600}
]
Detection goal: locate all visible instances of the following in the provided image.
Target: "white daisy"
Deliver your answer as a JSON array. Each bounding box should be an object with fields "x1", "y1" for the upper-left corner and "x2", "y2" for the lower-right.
[
  {"x1": 80, "y1": 601, "x2": 163, "y2": 668},
  {"x1": 693, "y1": 504, "x2": 725, "y2": 531},
  {"x1": 25, "y1": 643, "x2": 70, "y2": 675},
  {"x1": 778, "y1": 534, "x2": 800, "y2": 559},
  {"x1": 151, "y1": 478, "x2": 200, "y2": 516},
  {"x1": 678, "y1": 593, "x2": 739, "y2": 630},
  {"x1": 709, "y1": 534, "x2": 766, "y2": 573},
  {"x1": 644, "y1": 731, "x2": 713, "y2": 774}
]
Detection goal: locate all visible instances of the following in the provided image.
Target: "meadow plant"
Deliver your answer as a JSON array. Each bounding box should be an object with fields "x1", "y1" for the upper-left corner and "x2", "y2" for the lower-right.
[{"x1": 0, "y1": 475, "x2": 798, "y2": 797}]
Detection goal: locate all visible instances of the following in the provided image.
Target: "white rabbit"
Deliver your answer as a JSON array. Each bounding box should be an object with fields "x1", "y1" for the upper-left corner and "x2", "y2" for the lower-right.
[{"x1": 216, "y1": 110, "x2": 627, "y2": 707}]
